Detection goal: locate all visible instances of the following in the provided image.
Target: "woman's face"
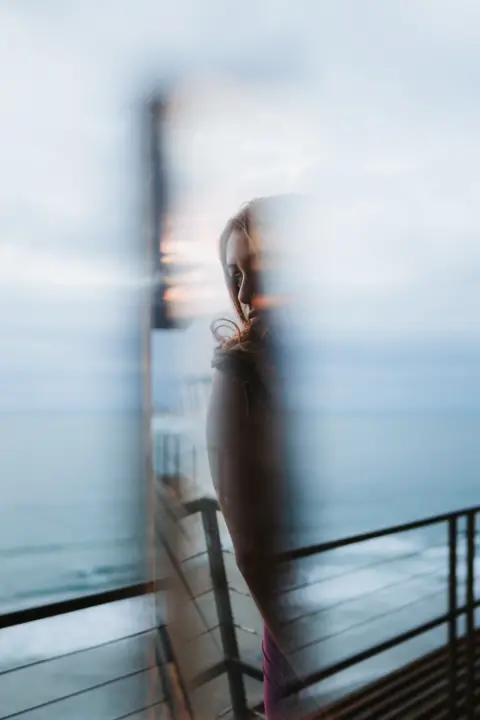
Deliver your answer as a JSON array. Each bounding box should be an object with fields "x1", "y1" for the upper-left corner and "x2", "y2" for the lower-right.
[{"x1": 225, "y1": 228, "x2": 262, "y2": 326}]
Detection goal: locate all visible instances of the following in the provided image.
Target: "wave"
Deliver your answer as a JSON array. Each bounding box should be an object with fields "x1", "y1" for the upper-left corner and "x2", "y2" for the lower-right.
[
  {"x1": 0, "y1": 537, "x2": 139, "y2": 559},
  {"x1": 0, "y1": 596, "x2": 155, "y2": 673},
  {"x1": 0, "y1": 557, "x2": 143, "y2": 611}
]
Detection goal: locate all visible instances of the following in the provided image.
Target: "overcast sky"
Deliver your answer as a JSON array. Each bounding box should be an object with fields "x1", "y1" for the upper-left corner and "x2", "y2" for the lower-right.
[{"x1": 1, "y1": 0, "x2": 480, "y2": 409}]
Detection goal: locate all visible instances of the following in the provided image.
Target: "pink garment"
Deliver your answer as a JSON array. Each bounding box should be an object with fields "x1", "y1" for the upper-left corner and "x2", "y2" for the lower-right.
[{"x1": 262, "y1": 625, "x2": 299, "y2": 719}]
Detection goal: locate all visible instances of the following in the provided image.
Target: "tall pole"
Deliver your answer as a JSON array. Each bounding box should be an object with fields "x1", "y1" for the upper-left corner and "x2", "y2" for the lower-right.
[
  {"x1": 149, "y1": 94, "x2": 194, "y2": 720},
  {"x1": 150, "y1": 98, "x2": 174, "y2": 331}
]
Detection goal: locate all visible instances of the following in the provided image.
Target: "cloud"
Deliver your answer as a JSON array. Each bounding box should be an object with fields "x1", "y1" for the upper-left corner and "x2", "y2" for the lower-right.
[{"x1": 1, "y1": 0, "x2": 480, "y2": 408}]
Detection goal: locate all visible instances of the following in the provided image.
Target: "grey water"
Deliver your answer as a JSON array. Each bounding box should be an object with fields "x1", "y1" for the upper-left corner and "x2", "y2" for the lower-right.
[
  {"x1": 292, "y1": 409, "x2": 480, "y2": 541},
  {"x1": 0, "y1": 412, "x2": 147, "y2": 614},
  {"x1": 1, "y1": 406, "x2": 479, "y2": 702},
  {"x1": 2, "y1": 409, "x2": 478, "y2": 609}
]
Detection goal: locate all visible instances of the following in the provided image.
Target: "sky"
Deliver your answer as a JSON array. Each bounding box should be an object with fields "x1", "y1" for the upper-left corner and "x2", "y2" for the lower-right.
[{"x1": 1, "y1": 0, "x2": 480, "y2": 409}]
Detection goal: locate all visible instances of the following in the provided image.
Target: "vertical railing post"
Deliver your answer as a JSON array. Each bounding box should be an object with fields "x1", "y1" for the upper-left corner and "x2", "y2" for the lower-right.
[
  {"x1": 201, "y1": 501, "x2": 249, "y2": 720},
  {"x1": 448, "y1": 515, "x2": 458, "y2": 719},
  {"x1": 466, "y1": 511, "x2": 476, "y2": 720}
]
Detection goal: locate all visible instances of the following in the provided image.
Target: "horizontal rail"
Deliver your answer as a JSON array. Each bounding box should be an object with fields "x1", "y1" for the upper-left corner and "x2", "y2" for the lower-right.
[
  {"x1": 232, "y1": 658, "x2": 263, "y2": 683},
  {"x1": 2, "y1": 664, "x2": 157, "y2": 719},
  {"x1": 184, "y1": 496, "x2": 219, "y2": 516},
  {"x1": 182, "y1": 495, "x2": 480, "y2": 563},
  {"x1": 191, "y1": 660, "x2": 228, "y2": 688},
  {"x1": 0, "y1": 580, "x2": 167, "y2": 630},
  {"x1": 0, "y1": 628, "x2": 155, "y2": 677},
  {"x1": 115, "y1": 699, "x2": 165, "y2": 720},
  {"x1": 279, "y1": 505, "x2": 480, "y2": 562}
]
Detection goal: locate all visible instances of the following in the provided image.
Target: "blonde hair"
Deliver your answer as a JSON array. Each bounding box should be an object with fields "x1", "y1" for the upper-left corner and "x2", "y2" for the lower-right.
[{"x1": 212, "y1": 198, "x2": 266, "y2": 351}]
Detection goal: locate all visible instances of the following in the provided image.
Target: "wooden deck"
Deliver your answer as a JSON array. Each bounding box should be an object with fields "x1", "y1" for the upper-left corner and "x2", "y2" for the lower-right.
[{"x1": 319, "y1": 632, "x2": 480, "y2": 719}]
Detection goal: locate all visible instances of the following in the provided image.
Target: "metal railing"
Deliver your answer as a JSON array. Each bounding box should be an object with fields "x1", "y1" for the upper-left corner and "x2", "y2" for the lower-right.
[
  {"x1": 1, "y1": 492, "x2": 478, "y2": 719},
  {"x1": 0, "y1": 581, "x2": 167, "y2": 719},
  {"x1": 173, "y1": 498, "x2": 479, "y2": 720}
]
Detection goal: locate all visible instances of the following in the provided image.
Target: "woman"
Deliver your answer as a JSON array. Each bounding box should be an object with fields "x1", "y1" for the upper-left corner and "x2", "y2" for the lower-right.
[{"x1": 206, "y1": 198, "x2": 300, "y2": 719}]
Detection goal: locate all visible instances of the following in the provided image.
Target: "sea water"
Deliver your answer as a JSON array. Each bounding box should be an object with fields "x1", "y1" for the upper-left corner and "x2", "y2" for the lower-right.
[
  {"x1": 278, "y1": 409, "x2": 480, "y2": 696},
  {"x1": 1, "y1": 407, "x2": 479, "y2": 706},
  {"x1": 0, "y1": 412, "x2": 147, "y2": 614}
]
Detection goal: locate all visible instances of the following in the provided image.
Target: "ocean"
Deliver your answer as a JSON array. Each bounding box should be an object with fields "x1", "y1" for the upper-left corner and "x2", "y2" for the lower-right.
[
  {"x1": 1, "y1": 408, "x2": 479, "y2": 712},
  {"x1": 270, "y1": 409, "x2": 480, "y2": 697},
  {"x1": 0, "y1": 412, "x2": 148, "y2": 614},
  {"x1": 291, "y1": 409, "x2": 480, "y2": 539}
]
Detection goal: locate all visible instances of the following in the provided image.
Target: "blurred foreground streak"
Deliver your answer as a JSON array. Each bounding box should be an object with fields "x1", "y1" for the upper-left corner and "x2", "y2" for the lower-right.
[
  {"x1": 148, "y1": 79, "x2": 480, "y2": 719},
  {"x1": 148, "y1": 87, "x2": 311, "y2": 718}
]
